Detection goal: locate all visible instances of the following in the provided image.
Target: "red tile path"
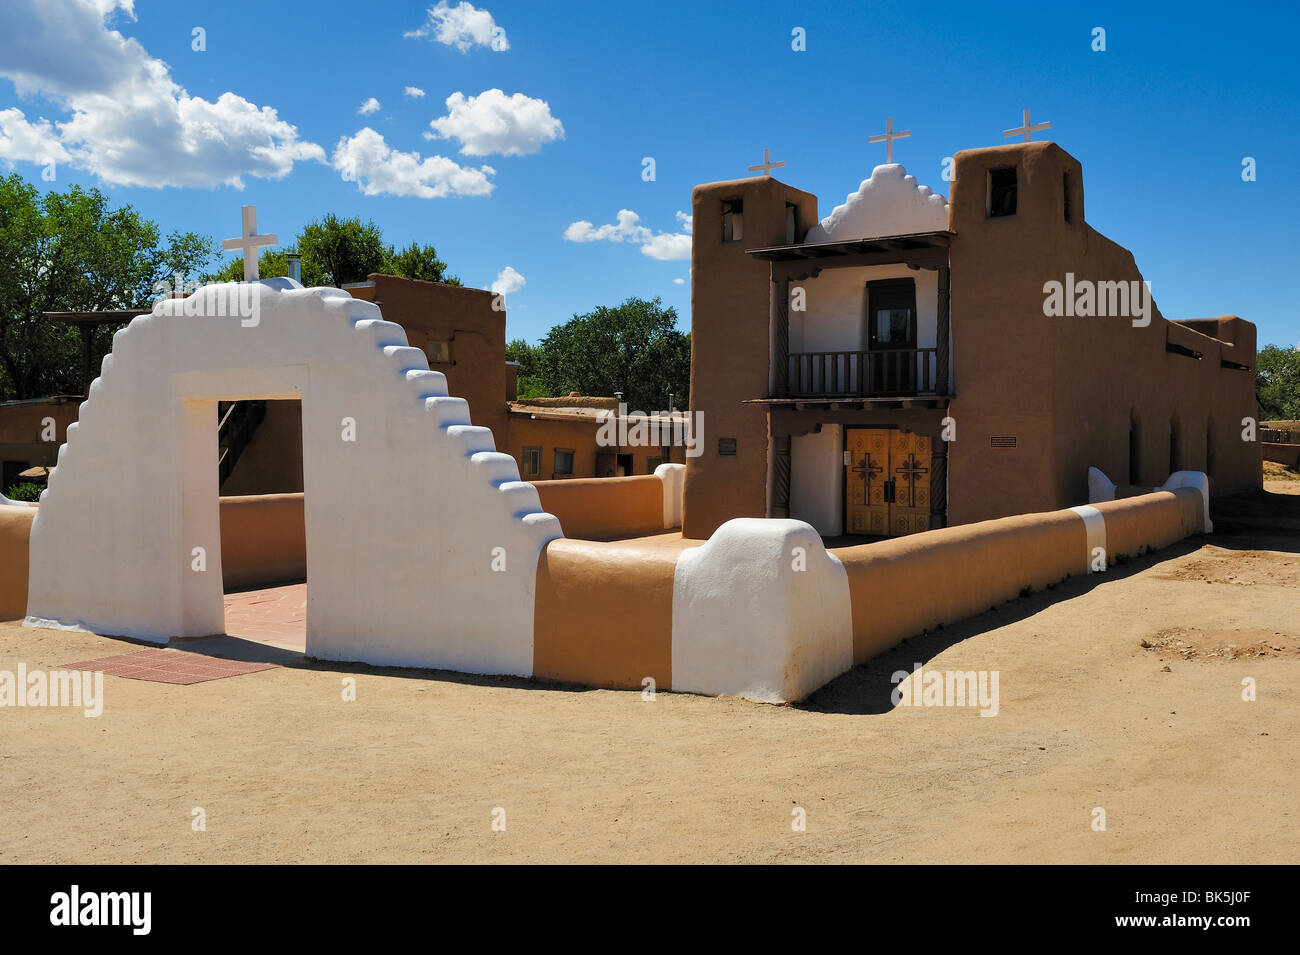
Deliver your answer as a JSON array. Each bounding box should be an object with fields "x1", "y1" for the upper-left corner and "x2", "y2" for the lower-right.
[
  {"x1": 59, "y1": 584, "x2": 307, "y2": 685},
  {"x1": 62, "y1": 648, "x2": 276, "y2": 685},
  {"x1": 222, "y1": 582, "x2": 306, "y2": 651}
]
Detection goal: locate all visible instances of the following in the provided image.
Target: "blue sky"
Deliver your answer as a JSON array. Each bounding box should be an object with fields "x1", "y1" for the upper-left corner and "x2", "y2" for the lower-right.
[{"x1": 1, "y1": 0, "x2": 1296, "y2": 347}]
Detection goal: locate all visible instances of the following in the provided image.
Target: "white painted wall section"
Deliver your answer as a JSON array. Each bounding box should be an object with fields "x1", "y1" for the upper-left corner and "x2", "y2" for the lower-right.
[
  {"x1": 805, "y1": 163, "x2": 948, "y2": 242},
  {"x1": 655, "y1": 462, "x2": 685, "y2": 529},
  {"x1": 25, "y1": 279, "x2": 561, "y2": 676},
  {"x1": 1160, "y1": 470, "x2": 1213, "y2": 533},
  {"x1": 671, "y1": 519, "x2": 853, "y2": 702},
  {"x1": 790, "y1": 425, "x2": 843, "y2": 536}
]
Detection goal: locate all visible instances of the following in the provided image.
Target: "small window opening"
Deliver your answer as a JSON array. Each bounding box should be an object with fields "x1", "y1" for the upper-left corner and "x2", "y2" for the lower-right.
[
  {"x1": 988, "y1": 167, "x2": 1017, "y2": 218},
  {"x1": 722, "y1": 199, "x2": 744, "y2": 242}
]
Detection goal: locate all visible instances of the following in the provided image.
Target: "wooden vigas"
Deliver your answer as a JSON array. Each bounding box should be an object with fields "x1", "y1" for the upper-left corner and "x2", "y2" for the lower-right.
[{"x1": 845, "y1": 428, "x2": 932, "y2": 537}]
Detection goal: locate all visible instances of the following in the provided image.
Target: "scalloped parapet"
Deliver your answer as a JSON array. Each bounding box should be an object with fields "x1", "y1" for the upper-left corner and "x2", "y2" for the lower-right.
[{"x1": 805, "y1": 163, "x2": 949, "y2": 242}]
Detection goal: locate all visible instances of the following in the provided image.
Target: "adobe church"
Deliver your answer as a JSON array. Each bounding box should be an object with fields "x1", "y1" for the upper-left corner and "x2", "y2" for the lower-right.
[{"x1": 683, "y1": 139, "x2": 1260, "y2": 539}]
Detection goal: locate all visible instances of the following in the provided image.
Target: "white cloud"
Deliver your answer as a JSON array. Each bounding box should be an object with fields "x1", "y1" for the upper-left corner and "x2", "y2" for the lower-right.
[
  {"x1": 490, "y1": 266, "x2": 525, "y2": 296},
  {"x1": 564, "y1": 209, "x2": 692, "y2": 261},
  {"x1": 0, "y1": 108, "x2": 71, "y2": 164},
  {"x1": 358, "y1": 97, "x2": 381, "y2": 115},
  {"x1": 405, "y1": 2, "x2": 508, "y2": 52},
  {"x1": 0, "y1": 0, "x2": 323, "y2": 188},
  {"x1": 564, "y1": 209, "x2": 651, "y2": 244},
  {"x1": 404, "y1": 86, "x2": 426, "y2": 98},
  {"x1": 641, "y1": 233, "x2": 692, "y2": 261},
  {"x1": 673, "y1": 278, "x2": 685, "y2": 285},
  {"x1": 427, "y1": 89, "x2": 563, "y2": 157},
  {"x1": 332, "y1": 127, "x2": 495, "y2": 199}
]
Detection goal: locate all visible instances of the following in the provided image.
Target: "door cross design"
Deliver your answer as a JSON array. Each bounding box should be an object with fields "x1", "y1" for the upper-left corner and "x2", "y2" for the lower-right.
[{"x1": 894, "y1": 452, "x2": 929, "y2": 507}]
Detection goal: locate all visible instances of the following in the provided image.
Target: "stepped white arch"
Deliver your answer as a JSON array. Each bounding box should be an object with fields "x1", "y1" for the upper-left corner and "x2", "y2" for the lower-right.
[{"x1": 24, "y1": 279, "x2": 561, "y2": 676}]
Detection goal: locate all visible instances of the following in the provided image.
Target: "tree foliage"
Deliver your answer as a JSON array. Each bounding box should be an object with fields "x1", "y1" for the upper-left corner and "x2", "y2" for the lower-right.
[
  {"x1": 204, "y1": 215, "x2": 459, "y2": 288},
  {"x1": 527, "y1": 297, "x2": 689, "y2": 410},
  {"x1": 1257, "y1": 344, "x2": 1300, "y2": 421},
  {"x1": 0, "y1": 174, "x2": 213, "y2": 400}
]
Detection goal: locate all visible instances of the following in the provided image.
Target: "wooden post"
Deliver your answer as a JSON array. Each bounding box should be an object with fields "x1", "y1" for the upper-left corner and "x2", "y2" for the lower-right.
[
  {"x1": 772, "y1": 434, "x2": 792, "y2": 517},
  {"x1": 774, "y1": 274, "x2": 790, "y2": 398},
  {"x1": 936, "y1": 264, "x2": 950, "y2": 395},
  {"x1": 80, "y1": 325, "x2": 93, "y2": 397}
]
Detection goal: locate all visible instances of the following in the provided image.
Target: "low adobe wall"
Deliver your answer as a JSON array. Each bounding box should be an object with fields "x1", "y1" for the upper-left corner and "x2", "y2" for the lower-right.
[
  {"x1": 1263, "y1": 443, "x2": 1300, "y2": 470},
  {"x1": 530, "y1": 486, "x2": 1207, "y2": 700},
  {"x1": 836, "y1": 487, "x2": 1206, "y2": 664},
  {"x1": 1091, "y1": 489, "x2": 1204, "y2": 559},
  {"x1": 219, "y1": 493, "x2": 307, "y2": 589},
  {"x1": 837, "y1": 509, "x2": 1088, "y2": 664},
  {"x1": 533, "y1": 536, "x2": 682, "y2": 689},
  {"x1": 0, "y1": 506, "x2": 36, "y2": 620},
  {"x1": 533, "y1": 464, "x2": 684, "y2": 540}
]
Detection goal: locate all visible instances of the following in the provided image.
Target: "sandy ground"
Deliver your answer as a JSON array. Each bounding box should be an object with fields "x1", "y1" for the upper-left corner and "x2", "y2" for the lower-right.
[{"x1": 1, "y1": 482, "x2": 1297, "y2": 864}]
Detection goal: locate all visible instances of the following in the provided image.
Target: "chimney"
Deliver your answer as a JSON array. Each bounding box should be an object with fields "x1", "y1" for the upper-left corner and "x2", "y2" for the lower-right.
[{"x1": 286, "y1": 253, "x2": 302, "y2": 283}]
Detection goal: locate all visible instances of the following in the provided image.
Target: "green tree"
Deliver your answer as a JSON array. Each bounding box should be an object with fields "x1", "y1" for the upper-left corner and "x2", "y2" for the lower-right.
[
  {"x1": 388, "y1": 241, "x2": 460, "y2": 285},
  {"x1": 506, "y1": 338, "x2": 546, "y2": 398},
  {"x1": 0, "y1": 174, "x2": 213, "y2": 400},
  {"x1": 205, "y1": 218, "x2": 459, "y2": 287},
  {"x1": 1257, "y1": 344, "x2": 1300, "y2": 420},
  {"x1": 532, "y1": 297, "x2": 690, "y2": 411}
]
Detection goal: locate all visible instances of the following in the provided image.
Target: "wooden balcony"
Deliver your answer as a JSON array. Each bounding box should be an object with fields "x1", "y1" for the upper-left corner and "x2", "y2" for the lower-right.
[{"x1": 787, "y1": 348, "x2": 943, "y2": 398}]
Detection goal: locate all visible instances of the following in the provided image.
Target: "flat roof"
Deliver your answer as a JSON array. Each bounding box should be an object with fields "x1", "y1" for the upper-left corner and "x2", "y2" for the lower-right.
[{"x1": 746, "y1": 230, "x2": 954, "y2": 261}]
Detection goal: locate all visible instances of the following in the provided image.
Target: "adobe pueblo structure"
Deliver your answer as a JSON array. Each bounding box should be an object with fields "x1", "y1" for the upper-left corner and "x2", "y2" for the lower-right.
[
  {"x1": 0, "y1": 138, "x2": 1256, "y2": 703},
  {"x1": 684, "y1": 140, "x2": 1259, "y2": 540}
]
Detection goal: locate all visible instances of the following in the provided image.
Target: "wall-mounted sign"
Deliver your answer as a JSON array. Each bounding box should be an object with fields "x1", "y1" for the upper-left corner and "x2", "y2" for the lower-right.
[{"x1": 718, "y1": 438, "x2": 738, "y2": 456}]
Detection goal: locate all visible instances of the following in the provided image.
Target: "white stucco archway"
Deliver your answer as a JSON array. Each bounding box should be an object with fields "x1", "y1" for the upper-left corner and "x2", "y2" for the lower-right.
[{"x1": 25, "y1": 279, "x2": 560, "y2": 676}]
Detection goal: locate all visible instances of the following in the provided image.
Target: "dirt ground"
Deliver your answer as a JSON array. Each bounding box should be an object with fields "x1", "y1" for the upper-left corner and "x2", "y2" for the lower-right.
[{"x1": 1, "y1": 481, "x2": 1297, "y2": 864}]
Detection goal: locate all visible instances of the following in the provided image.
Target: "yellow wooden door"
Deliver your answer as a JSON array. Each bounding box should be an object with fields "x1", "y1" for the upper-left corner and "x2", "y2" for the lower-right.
[
  {"x1": 845, "y1": 429, "x2": 890, "y2": 535},
  {"x1": 889, "y1": 430, "x2": 932, "y2": 536},
  {"x1": 845, "y1": 428, "x2": 933, "y2": 537}
]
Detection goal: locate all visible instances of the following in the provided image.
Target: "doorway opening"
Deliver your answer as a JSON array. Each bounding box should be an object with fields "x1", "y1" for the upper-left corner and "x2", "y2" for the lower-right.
[{"x1": 216, "y1": 398, "x2": 307, "y2": 654}]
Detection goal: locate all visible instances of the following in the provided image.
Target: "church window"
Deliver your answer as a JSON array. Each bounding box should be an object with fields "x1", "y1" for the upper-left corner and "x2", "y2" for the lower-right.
[{"x1": 988, "y1": 167, "x2": 1017, "y2": 217}]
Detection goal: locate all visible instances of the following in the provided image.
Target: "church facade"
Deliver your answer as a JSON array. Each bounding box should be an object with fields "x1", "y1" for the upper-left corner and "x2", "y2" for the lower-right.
[{"x1": 683, "y1": 140, "x2": 1260, "y2": 539}]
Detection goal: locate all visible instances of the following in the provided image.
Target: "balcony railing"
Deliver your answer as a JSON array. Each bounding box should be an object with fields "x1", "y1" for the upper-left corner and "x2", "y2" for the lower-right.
[{"x1": 786, "y1": 348, "x2": 940, "y2": 398}]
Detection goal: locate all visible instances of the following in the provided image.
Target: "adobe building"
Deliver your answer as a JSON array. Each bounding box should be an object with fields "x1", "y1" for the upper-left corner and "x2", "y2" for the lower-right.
[
  {"x1": 0, "y1": 397, "x2": 80, "y2": 491},
  {"x1": 684, "y1": 140, "x2": 1260, "y2": 540}
]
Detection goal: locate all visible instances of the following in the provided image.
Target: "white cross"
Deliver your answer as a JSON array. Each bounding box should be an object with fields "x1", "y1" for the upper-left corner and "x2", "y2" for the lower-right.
[
  {"x1": 748, "y1": 148, "x2": 786, "y2": 177},
  {"x1": 1004, "y1": 108, "x2": 1051, "y2": 143},
  {"x1": 222, "y1": 205, "x2": 279, "y2": 281},
  {"x1": 868, "y1": 117, "x2": 911, "y2": 164}
]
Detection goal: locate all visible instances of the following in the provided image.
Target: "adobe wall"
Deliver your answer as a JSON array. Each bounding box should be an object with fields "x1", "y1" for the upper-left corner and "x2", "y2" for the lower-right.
[
  {"x1": 684, "y1": 176, "x2": 817, "y2": 539},
  {"x1": 836, "y1": 485, "x2": 1207, "y2": 664},
  {"x1": 947, "y1": 142, "x2": 1259, "y2": 524},
  {"x1": 945, "y1": 144, "x2": 1075, "y2": 524},
  {"x1": 533, "y1": 474, "x2": 670, "y2": 540},
  {"x1": 533, "y1": 536, "x2": 682, "y2": 689},
  {"x1": 1263, "y1": 443, "x2": 1300, "y2": 469},
  {"x1": 348, "y1": 274, "x2": 509, "y2": 441},
  {"x1": 0, "y1": 398, "x2": 80, "y2": 478},
  {"x1": 0, "y1": 505, "x2": 35, "y2": 620},
  {"x1": 219, "y1": 493, "x2": 307, "y2": 588}
]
